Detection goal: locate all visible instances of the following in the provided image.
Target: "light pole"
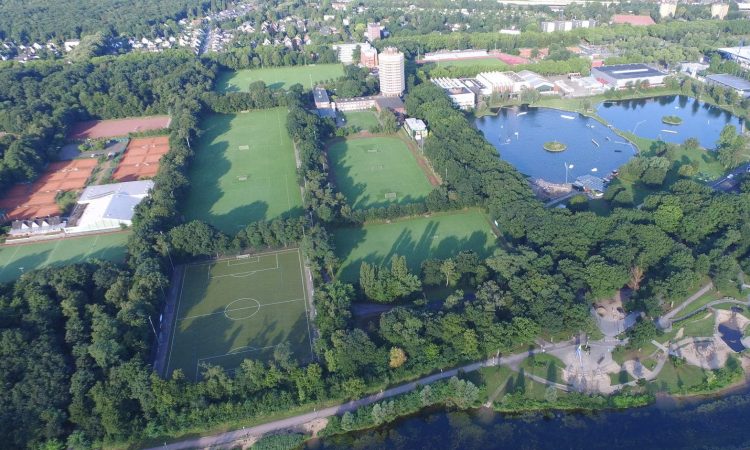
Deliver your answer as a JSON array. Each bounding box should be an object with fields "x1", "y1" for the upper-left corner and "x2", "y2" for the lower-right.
[{"x1": 564, "y1": 163, "x2": 574, "y2": 184}]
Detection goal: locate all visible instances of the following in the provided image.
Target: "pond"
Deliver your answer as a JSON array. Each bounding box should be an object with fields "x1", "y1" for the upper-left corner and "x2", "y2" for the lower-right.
[
  {"x1": 476, "y1": 107, "x2": 635, "y2": 183},
  {"x1": 718, "y1": 322, "x2": 745, "y2": 352},
  {"x1": 309, "y1": 384, "x2": 750, "y2": 449},
  {"x1": 597, "y1": 95, "x2": 744, "y2": 149}
]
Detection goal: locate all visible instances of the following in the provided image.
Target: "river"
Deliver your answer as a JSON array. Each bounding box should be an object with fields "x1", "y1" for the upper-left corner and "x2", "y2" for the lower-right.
[{"x1": 308, "y1": 384, "x2": 750, "y2": 449}]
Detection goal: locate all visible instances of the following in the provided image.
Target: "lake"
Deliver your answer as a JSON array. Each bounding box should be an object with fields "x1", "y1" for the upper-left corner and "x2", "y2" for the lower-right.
[
  {"x1": 597, "y1": 95, "x2": 744, "y2": 149},
  {"x1": 309, "y1": 385, "x2": 750, "y2": 449},
  {"x1": 476, "y1": 107, "x2": 635, "y2": 183}
]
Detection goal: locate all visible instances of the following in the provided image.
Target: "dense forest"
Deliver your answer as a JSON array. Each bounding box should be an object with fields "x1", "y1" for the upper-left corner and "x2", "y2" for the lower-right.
[
  {"x1": 0, "y1": 0, "x2": 214, "y2": 43},
  {"x1": 0, "y1": 51, "x2": 214, "y2": 193},
  {"x1": 1, "y1": 16, "x2": 749, "y2": 448}
]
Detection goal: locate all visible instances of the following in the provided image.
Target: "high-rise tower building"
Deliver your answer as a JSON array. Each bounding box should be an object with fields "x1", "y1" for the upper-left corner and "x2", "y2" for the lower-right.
[{"x1": 378, "y1": 47, "x2": 405, "y2": 97}]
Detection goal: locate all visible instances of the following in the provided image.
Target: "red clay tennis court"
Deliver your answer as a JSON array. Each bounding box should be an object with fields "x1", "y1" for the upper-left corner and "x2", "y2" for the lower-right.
[
  {"x1": 0, "y1": 159, "x2": 97, "y2": 220},
  {"x1": 68, "y1": 116, "x2": 171, "y2": 140},
  {"x1": 112, "y1": 136, "x2": 170, "y2": 181}
]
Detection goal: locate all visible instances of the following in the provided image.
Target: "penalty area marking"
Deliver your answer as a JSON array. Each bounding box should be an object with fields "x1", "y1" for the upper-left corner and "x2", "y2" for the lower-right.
[{"x1": 195, "y1": 343, "x2": 284, "y2": 381}]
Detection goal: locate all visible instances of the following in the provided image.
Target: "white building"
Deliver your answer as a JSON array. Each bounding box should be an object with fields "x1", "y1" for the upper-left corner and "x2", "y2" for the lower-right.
[
  {"x1": 404, "y1": 118, "x2": 428, "y2": 141},
  {"x1": 379, "y1": 47, "x2": 405, "y2": 97},
  {"x1": 717, "y1": 47, "x2": 750, "y2": 70},
  {"x1": 591, "y1": 64, "x2": 667, "y2": 89},
  {"x1": 476, "y1": 71, "x2": 530, "y2": 94},
  {"x1": 516, "y1": 70, "x2": 556, "y2": 93},
  {"x1": 431, "y1": 78, "x2": 476, "y2": 109},
  {"x1": 333, "y1": 42, "x2": 372, "y2": 65},
  {"x1": 423, "y1": 49, "x2": 488, "y2": 62},
  {"x1": 66, "y1": 180, "x2": 153, "y2": 234}
]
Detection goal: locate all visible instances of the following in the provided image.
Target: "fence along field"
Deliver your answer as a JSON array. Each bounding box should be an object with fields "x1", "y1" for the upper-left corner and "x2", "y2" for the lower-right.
[
  {"x1": 215, "y1": 64, "x2": 345, "y2": 92},
  {"x1": 67, "y1": 115, "x2": 171, "y2": 140},
  {"x1": 327, "y1": 136, "x2": 435, "y2": 210},
  {"x1": 165, "y1": 248, "x2": 312, "y2": 381},
  {"x1": 183, "y1": 108, "x2": 303, "y2": 233},
  {"x1": 333, "y1": 210, "x2": 497, "y2": 282},
  {"x1": 0, "y1": 232, "x2": 129, "y2": 283}
]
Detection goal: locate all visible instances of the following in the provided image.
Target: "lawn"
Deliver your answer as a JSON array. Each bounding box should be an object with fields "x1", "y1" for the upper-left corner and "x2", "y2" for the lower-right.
[
  {"x1": 341, "y1": 111, "x2": 379, "y2": 132},
  {"x1": 0, "y1": 232, "x2": 128, "y2": 283},
  {"x1": 328, "y1": 135, "x2": 434, "y2": 210},
  {"x1": 165, "y1": 248, "x2": 312, "y2": 381},
  {"x1": 519, "y1": 354, "x2": 565, "y2": 384},
  {"x1": 332, "y1": 209, "x2": 497, "y2": 282},
  {"x1": 215, "y1": 64, "x2": 345, "y2": 92},
  {"x1": 183, "y1": 109, "x2": 303, "y2": 234},
  {"x1": 648, "y1": 358, "x2": 708, "y2": 394}
]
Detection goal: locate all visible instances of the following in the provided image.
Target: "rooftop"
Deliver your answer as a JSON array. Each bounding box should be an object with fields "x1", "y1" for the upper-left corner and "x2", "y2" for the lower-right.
[
  {"x1": 405, "y1": 118, "x2": 427, "y2": 131},
  {"x1": 593, "y1": 63, "x2": 666, "y2": 79},
  {"x1": 78, "y1": 180, "x2": 154, "y2": 203},
  {"x1": 718, "y1": 47, "x2": 750, "y2": 61},
  {"x1": 313, "y1": 87, "x2": 330, "y2": 105},
  {"x1": 705, "y1": 73, "x2": 750, "y2": 93}
]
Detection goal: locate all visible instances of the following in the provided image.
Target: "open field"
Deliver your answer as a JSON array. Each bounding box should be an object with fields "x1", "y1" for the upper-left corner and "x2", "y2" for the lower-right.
[
  {"x1": 0, "y1": 232, "x2": 129, "y2": 283},
  {"x1": 342, "y1": 111, "x2": 379, "y2": 131},
  {"x1": 332, "y1": 210, "x2": 496, "y2": 282},
  {"x1": 183, "y1": 109, "x2": 303, "y2": 233},
  {"x1": 0, "y1": 159, "x2": 98, "y2": 220},
  {"x1": 112, "y1": 136, "x2": 170, "y2": 181},
  {"x1": 216, "y1": 64, "x2": 345, "y2": 92},
  {"x1": 68, "y1": 115, "x2": 171, "y2": 140},
  {"x1": 165, "y1": 248, "x2": 312, "y2": 381},
  {"x1": 328, "y1": 136, "x2": 434, "y2": 209}
]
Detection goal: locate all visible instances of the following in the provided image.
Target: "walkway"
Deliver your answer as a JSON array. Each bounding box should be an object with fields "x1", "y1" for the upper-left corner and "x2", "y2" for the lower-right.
[{"x1": 657, "y1": 282, "x2": 713, "y2": 330}]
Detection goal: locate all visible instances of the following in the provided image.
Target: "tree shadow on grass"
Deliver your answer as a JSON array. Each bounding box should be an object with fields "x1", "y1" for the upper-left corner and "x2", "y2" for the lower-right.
[{"x1": 333, "y1": 220, "x2": 495, "y2": 283}]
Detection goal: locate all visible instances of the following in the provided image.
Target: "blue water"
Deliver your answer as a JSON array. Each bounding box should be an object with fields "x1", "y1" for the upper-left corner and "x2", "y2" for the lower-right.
[
  {"x1": 311, "y1": 385, "x2": 750, "y2": 449},
  {"x1": 476, "y1": 107, "x2": 635, "y2": 183},
  {"x1": 597, "y1": 95, "x2": 744, "y2": 149}
]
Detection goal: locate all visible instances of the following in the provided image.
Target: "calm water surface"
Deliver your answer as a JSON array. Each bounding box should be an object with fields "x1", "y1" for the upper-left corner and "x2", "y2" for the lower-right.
[
  {"x1": 476, "y1": 107, "x2": 635, "y2": 183},
  {"x1": 597, "y1": 95, "x2": 744, "y2": 149},
  {"x1": 309, "y1": 385, "x2": 750, "y2": 450}
]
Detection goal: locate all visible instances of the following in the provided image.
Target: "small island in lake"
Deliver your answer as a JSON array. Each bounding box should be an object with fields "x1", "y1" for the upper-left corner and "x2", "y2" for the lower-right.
[
  {"x1": 543, "y1": 141, "x2": 567, "y2": 152},
  {"x1": 661, "y1": 115, "x2": 683, "y2": 125}
]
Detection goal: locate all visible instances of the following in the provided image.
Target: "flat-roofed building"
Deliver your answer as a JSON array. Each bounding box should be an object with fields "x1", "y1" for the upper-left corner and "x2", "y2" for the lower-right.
[
  {"x1": 705, "y1": 73, "x2": 750, "y2": 98},
  {"x1": 65, "y1": 180, "x2": 153, "y2": 234},
  {"x1": 423, "y1": 49, "x2": 488, "y2": 62},
  {"x1": 476, "y1": 71, "x2": 530, "y2": 94},
  {"x1": 591, "y1": 63, "x2": 667, "y2": 89},
  {"x1": 333, "y1": 42, "x2": 372, "y2": 65},
  {"x1": 313, "y1": 87, "x2": 331, "y2": 109},
  {"x1": 366, "y1": 23, "x2": 381, "y2": 41},
  {"x1": 431, "y1": 78, "x2": 476, "y2": 109},
  {"x1": 711, "y1": 3, "x2": 729, "y2": 19},
  {"x1": 404, "y1": 118, "x2": 428, "y2": 141},
  {"x1": 360, "y1": 46, "x2": 378, "y2": 68},
  {"x1": 717, "y1": 47, "x2": 750, "y2": 70},
  {"x1": 516, "y1": 70, "x2": 556, "y2": 93}
]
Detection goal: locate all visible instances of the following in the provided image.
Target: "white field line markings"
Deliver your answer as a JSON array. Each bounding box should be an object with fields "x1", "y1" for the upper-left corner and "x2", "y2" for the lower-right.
[
  {"x1": 186, "y1": 247, "x2": 299, "y2": 269},
  {"x1": 165, "y1": 266, "x2": 188, "y2": 376},
  {"x1": 209, "y1": 264, "x2": 278, "y2": 280},
  {"x1": 297, "y1": 248, "x2": 315, "y2": 358},
  {"x1": 0, "y1": 245, "x2": 22, "y2": 276},
  {"x1": 178, "y1": 298, "x2": 305, "y2": 321}
]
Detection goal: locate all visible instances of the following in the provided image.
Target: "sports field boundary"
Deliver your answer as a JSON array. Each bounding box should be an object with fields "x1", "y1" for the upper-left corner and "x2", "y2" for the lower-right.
[{"x1": 161, "y1": 246, "x2": 316, "y2": 379}]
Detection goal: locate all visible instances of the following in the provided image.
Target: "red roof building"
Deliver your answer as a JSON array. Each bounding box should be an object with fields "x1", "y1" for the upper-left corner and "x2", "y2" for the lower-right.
[{"x1": 611, "y1": 14, "x2": 656, "y2": 26}]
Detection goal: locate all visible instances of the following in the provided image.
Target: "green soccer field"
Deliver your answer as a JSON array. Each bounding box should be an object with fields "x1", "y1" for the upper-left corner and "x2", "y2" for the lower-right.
[
  {"x1": 333, "y1": 210, "x2": 497, "y2": 282},
  {"x1": 216, "y1": 64, "x2": 345, "y2": 92},
  {"x1": 0, "y1": 232, "x2": 128, "y2": 283},
  {"x1": 183, "y1": 109, "x2": 303, "y2": 233},
  {"x1": 165, "y1": 248, "x2": 312, "y2": 381},
  {"x1": 342, "y1": 111, "x2": 380, "y2": 131},
  {"x1": 328, "y1": 136, "x2": 434, "y2": 210}
]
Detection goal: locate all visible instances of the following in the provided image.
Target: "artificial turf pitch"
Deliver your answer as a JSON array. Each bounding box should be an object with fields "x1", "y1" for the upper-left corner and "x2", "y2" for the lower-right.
[
  {"x1": 333, "y1": 210, "x2": 497, "y2": 282},
  {"x1": 0, "y1": 232, "x2": 129, "y2": 283},
  {"x1": 342, "y1": 111, "x2": 380, "y2": 131},
  {"x1": 216, "y1": 64, "x2": 345, "y2": 92},
  {"x1": 183, "y1": 109, "x2": 303, "y2": 233},
  {"x1": 328, "y1": 136, "x2": 434, "y2": 210},
  {"x1": 166, "y1": 248, "x2": 312, "y2": 381}
]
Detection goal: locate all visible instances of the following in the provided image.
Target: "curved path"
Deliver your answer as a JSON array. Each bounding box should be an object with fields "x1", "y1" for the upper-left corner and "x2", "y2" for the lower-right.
[{"x1": 147, "y1": 339, "x2": 578, "y2": 450}]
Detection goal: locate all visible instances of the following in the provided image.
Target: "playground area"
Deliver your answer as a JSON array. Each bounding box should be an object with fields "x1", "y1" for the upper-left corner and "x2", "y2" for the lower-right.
[
  {"x1": 165, "y1": 248, "x2": 313, "y2": 381},
  {"x1": 0, "y1": 159, "x2": 97, "y2": 220},
  {"x1": 68, "y1": 115, "x2": 171, "y2": 140},
  {"x1": 112, "y1": 136, "x2": 170, "y2": 181}
]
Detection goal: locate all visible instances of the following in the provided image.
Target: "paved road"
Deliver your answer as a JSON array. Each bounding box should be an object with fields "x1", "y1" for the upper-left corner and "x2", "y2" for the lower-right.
[
  {"x1": 710, "y1": 163, "x2": 749, "y2": 192},
  {"x1": 147, "y1": 339, "x2": 577, "y2": 450}
]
